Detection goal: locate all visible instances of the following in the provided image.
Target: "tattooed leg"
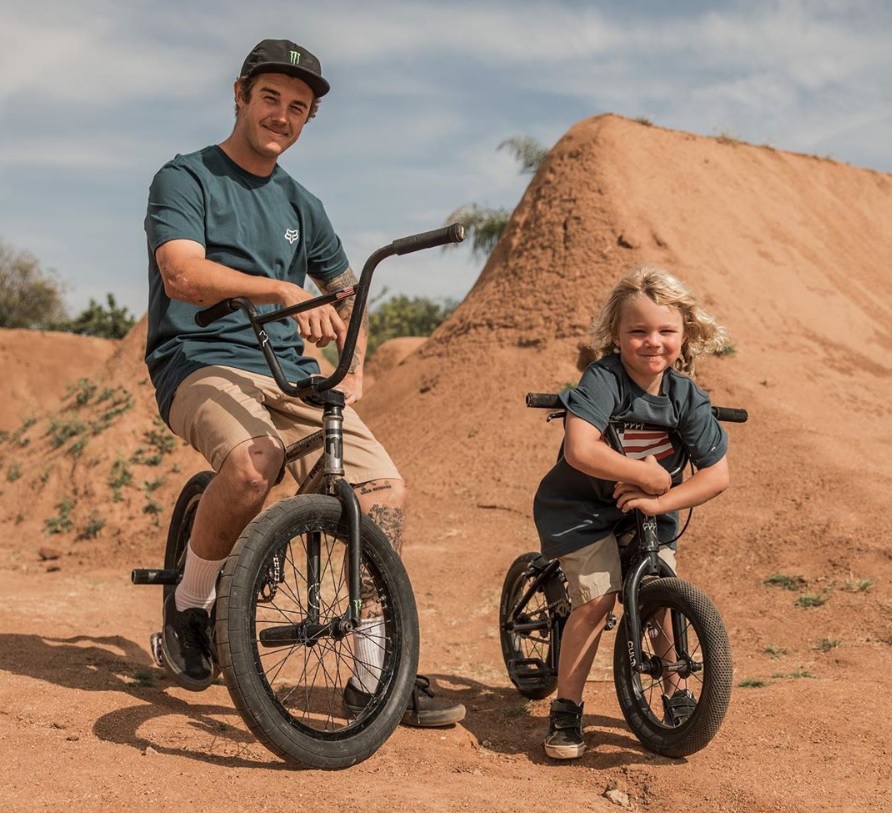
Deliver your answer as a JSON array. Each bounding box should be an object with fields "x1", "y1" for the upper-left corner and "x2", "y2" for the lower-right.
[
  {"x1": 355, "y1": 478, "x2": 407, "y2": 555},
  {"x1": 351, "y1": 478, "x2": 408, "y2": 692}
]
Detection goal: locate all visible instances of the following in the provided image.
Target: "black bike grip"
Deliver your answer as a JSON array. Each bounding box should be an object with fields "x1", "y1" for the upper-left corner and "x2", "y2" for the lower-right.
[
  {"x1": 391, "y1": 223, "x2": 465, "y2": 256},
  {"x1": 195, "y1": 299, "x2": 238, "y2": 327},
  {"x1": 526, "y1": 392, "x2": 562, "y2": 409},
  {"x1": 712, "y1": 406, "x2": 748, "y2": 423}
]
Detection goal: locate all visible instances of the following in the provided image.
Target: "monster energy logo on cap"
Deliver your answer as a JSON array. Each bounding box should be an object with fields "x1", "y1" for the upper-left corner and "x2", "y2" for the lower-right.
[{"x1": 239, "y1": 39, "x2": 331, "y2": 97}]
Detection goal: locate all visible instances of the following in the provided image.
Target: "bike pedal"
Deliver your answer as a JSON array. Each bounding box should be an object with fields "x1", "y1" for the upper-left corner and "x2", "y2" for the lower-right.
[
  {"x1": 149, "y1": 631, "x2": 165, "y2": 668},
  {"x1": 605, "y1": 613, "x2": 617, "y2": 631}
]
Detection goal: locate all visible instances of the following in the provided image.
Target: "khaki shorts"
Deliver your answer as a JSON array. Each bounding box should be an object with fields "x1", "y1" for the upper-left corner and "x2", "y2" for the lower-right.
[
  {"x1": 558, "y1": 533, "x2": 677, "y2": 607},
  {"x1": 168, "y1": 365, "x2": 401, "y2": 485}
]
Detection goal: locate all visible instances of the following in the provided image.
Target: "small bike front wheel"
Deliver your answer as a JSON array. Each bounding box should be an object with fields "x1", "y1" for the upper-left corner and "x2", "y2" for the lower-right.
[
  {"x1": 613, "y1": 577, "x2": 732, "y2": 758},
  {"x1": 215, "y1": 494, "x2": 419, "y2": 769},
  {"x1": 163, "y1": 471, "x2": 215, "y2": 603},
  {"x1": 499, "y1": 552, "x2": 570, "y2": 700}
]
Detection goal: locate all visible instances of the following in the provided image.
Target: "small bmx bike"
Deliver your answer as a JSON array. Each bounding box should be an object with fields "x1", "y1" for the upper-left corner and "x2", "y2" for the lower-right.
[
  {"x1": 132, "y1": 224, "x2": 465, "y2": 768},
  {"x1": 499, "y1": 392, "x2": 747, "y2": 757}
]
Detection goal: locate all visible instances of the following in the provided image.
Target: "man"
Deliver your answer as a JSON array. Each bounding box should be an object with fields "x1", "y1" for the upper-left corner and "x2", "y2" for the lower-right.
[{"x1": 144, "y1": 38, "x2": 463, "y2": 727}]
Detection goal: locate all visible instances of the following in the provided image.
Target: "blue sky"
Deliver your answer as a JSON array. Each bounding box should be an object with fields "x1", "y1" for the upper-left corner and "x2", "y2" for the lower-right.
[{"x1": 2, "y1": 0, "x2": 890, "y2": 319}]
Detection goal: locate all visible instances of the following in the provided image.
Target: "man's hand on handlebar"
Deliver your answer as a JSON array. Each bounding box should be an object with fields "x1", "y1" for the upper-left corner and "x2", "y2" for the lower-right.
[{"x1": 283, "y1": 283, "x2": 346, "y2": 348}]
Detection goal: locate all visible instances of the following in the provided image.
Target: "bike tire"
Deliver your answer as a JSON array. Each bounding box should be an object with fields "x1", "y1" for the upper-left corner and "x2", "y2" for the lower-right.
[
  {"x1": 613, "y1": 577, "x2": 732, "y2": 758},
  {"x1": 163, "y1": 471, "x2": 216, "y2": 603},
  {"x1": 499, "y1": 552, "x2": 569, "y2": 701},
  {"x1": 215, "y1": 494, "x2": 419, "y2": 769}
]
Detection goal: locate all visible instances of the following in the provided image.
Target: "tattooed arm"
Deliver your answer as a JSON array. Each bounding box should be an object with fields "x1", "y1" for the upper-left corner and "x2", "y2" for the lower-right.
[{"x1": 313, "y1": 267, "x2": 367, "y2": 405}]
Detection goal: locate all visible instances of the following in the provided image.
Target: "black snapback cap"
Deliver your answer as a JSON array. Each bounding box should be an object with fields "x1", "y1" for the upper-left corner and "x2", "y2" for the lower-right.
[{"x1": 239, "y1": 39, "x2": 330, "y2": 97}]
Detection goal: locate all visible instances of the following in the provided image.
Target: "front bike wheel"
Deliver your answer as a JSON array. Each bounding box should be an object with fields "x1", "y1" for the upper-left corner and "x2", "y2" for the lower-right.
[
  {"x1": 613, "y1": 577, "x2": 732, "y2": 758},
  {"x1": 499, "y1": 552, "x2": 570, "y2": 700},
  {"x1": 215, "y1": 494, "x2": 419, "y2": 769},
  {"x1": 163, "y1": 471, "x2": 215, "y2": 603}
]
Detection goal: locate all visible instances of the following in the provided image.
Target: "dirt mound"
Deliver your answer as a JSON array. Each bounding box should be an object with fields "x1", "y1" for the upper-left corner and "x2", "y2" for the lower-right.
[
  {"x1": 1, "y1": 114, "x2": 890, "y2": 812},
  {"x1": 364, "y1": 336, "x2": 427, "y2": 389},
  {"x1": 0, "y1": 328, "x2": 118, "y2": 431}
]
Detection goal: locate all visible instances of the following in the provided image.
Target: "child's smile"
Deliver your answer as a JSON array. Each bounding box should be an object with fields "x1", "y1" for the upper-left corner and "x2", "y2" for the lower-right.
[{"x1": 614, "y1": 295, "x2": 685, "y2": 394}]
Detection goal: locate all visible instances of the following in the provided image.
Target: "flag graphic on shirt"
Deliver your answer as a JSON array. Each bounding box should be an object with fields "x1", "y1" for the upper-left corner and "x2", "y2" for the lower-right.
[{"x1": 619, "y1": 425, "x2": 674, "y2": 461}]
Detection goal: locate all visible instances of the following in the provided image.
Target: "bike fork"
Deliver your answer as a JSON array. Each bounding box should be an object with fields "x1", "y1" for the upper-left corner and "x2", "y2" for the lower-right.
[
  {"x1": 322, "y1": 402, "x2": 362, "y2": 629},
  {"x1": 623, "y1": 514, "x2": 672, "y2": 674}
]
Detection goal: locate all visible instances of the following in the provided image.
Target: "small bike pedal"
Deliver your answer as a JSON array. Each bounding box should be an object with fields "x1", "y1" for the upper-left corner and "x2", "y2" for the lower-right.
[
  {"x1": 149, "y1": 631, "x2": 165, "y2": 668},
  {"x1": 605, "y1": 613, "x2": 617, "y2": 631}
]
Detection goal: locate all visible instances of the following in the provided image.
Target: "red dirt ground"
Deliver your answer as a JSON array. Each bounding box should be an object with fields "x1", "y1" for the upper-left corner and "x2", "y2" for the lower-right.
[{"x1": 1, "y1": 114, "x2": 890, "y2": 813}]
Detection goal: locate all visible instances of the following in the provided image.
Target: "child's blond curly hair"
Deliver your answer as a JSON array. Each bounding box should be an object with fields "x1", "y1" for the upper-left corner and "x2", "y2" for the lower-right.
[{"x1": 591, "y1": 265, "x2": 730, "y2": 376}]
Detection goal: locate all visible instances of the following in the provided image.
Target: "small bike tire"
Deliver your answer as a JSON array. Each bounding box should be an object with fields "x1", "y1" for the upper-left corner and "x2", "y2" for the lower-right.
[
  {"x1": 163, "y1": 471, "x2": 215, "y2": 603},
  {"x1": 613, "y1": 577, "x2": 732, "y2": 758},
  {"x1": 215, "y1": 494, "x2": 419, "y2": 769},
  {"x1": 499, "y1": 552, "x2": 569, "y2": 701}
]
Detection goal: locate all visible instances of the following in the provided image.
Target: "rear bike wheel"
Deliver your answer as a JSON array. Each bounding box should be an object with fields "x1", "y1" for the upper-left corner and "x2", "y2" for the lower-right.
[
  {"x1": 215, "y1": 494, "x2": 419, "y2": 769},
  {"x1": 163, "y1": 471, "x2": 215, "y2": 602},
  {"x1": 155, "y1": 471, "x2": 218, "y2": 673},
  {"x1": 499, "y1": 552, "x2": 570, "y2": 700},
  {"x1": 613, "y1": 577, "x2": 732, "y2": 758}
]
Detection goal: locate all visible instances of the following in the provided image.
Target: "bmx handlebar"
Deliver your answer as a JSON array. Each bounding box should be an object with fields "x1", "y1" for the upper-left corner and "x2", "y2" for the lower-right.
[
  {"x1": 194, "y1": 224, "x2": 465, "y2": 401},
  {"x1": 525, "y1": 392, "x2": 749, "y2": 424}
]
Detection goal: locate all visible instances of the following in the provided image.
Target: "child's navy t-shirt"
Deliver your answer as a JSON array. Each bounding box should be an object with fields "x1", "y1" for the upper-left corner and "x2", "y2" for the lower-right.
[{"x1": 533, "y1": 354, "x2": 727, "y2": 560}]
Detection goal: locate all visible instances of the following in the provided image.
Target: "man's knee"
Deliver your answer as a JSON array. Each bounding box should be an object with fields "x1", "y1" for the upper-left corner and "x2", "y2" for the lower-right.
[{"x1": 218, "y1": 436, "x2": 284, "y2": 503}]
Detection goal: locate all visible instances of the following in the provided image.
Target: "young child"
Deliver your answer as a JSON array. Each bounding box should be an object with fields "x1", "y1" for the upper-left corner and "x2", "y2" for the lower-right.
[{"x1": 533, "y1": 264, "x2": 732, "y2": 759}]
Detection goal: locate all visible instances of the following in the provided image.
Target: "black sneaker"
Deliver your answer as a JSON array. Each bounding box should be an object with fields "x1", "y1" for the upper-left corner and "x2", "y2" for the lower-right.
[
  {"x1": 343, "y1": 674, "x2": 466, "y2": 727},
  {"x1": 543, "y1": 698, "x2": 586, "y2": 759},
  {"x1": 160, "y1": 592, "x2": 215, "y2": 692},
  {"x1": 662, "y1": 688, "x2": 696, "y2": 726}
]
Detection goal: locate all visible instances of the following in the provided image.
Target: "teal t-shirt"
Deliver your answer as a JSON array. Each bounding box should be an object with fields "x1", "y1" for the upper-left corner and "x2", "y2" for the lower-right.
[
  {"x1": 144, "y1": 145, "x2": 350, "y2": 423},
  {"x1": 533, "y1": 354, "x2": 728, "y2": 559}
]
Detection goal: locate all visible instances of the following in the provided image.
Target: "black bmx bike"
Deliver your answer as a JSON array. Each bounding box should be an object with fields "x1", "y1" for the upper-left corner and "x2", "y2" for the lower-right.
[
  {"x1": 132, "y1": 224, "x2": 465, "y2": 768},
  {"x1": 499, "y1": 392, "x2": 747, "y2": 758}
]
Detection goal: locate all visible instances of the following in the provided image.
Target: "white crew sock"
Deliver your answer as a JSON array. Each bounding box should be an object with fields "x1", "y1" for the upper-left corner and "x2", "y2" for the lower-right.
[
  {"x1": 351, "y1": 616, "x2": 385, "y2": 693},
  {"x1": 175, "y1": 544, "x2": 225, "y2": 613}
]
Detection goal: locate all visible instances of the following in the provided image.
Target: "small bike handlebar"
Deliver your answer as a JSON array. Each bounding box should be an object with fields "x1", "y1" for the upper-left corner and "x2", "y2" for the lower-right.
[
  {"x1": 193, "y1": 224, "x2": 466, "y2": 401},
  {"x1": 525, "y1": 392, "x2": 748, "y2": 424}
]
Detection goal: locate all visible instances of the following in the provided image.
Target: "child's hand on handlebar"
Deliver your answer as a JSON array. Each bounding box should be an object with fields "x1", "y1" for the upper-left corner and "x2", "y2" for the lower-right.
[{"x1": 613, "y1": 482, "x2": 664, "y2": 516}]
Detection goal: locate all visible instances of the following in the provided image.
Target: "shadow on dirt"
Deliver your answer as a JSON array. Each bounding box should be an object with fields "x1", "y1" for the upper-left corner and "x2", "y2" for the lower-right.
[
  {"x1": 428, "y1": 671, "x2": 686, "y2": 769},
  {"x1": 0, "y1": 632, "x2": 298, "y2": 770}
]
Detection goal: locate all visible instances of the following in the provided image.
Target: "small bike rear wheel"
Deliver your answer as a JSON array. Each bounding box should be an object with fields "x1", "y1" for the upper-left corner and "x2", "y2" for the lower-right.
[
  {"x1": 163, "y1": 471, "x2": 215, "y2": 603},
  {"x1": 613, "y1": 577, "x2": 732, "y2": 758},
  {"x1": 499, "y1": 552, "x2": 570, "y2": 700},
  {"x1": 215, "y1": 494, "x2": 419, "y2": 769}
]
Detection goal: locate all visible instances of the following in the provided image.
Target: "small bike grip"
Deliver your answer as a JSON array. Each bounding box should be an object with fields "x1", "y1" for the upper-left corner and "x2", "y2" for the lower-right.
[
  {"x1": 526, "y1": 392, "x2": 562, "y2": 409},
  {"x1": 712, "y1": 406, "x2": 749, "y2": 423},
  {"x1": 391, "y1": 223, "x2": 466, "y2": 256},
  {"x1": 195, "y1": 299, "x2": 238, "y2": 327}
]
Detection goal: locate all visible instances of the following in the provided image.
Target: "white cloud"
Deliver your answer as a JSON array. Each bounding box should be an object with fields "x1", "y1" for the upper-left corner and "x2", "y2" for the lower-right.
[{"x1": 0, "y1": 0, "x2": 890, "y2": 317}]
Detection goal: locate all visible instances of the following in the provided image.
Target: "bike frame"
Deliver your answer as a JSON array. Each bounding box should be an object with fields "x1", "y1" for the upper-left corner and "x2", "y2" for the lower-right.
[{"x1": 133, "y1": 224, "x2": 465, "y2": 630}]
